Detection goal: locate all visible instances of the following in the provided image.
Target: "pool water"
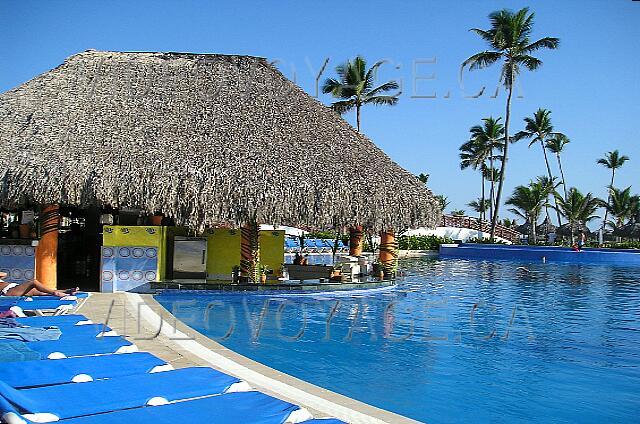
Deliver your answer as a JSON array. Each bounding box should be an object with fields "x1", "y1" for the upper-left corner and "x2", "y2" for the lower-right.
[{"x1": 156, "y1": 257, "x2": 640, "y2": 423}]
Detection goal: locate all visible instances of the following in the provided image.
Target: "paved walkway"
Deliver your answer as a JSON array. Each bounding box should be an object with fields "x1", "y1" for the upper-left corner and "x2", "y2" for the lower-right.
[{"x1": 77, "y1": 292, "x2": 422, "y2": 424}]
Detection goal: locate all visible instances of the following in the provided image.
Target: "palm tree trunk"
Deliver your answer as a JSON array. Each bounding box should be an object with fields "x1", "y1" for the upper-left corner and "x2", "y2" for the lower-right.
[
  {"x1": 531, "y1": 218, "x2": 537, "y2": 244},
  {"x1": 602, "y1": 170, "x2": 615, "y2": 230},
  {"x1": 557, "y1": 153, "x2": 567, "y2": 200},
  {"x1": 570, "y1": 223, "x2": 575, "y2": 244},
  {"x1": 491, "y1": 79, "x2": 513, "y2": 240},
  {"x1": 489, "y1": 151, "x2": 495, "y2": 222},
  {"x1": 541, "y1": 140, "x2": 562, "y2": 226},
  {"x1": 356, "y1": 103, "x2": 361, "y2": 132},
  {"x1": 480, "y1": 173, "x2": 485, "y2": 221}
]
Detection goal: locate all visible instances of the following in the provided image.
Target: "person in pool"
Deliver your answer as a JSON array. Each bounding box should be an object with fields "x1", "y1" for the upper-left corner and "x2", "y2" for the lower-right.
[
  {"x1": 0, "y1": 271, "x2": 78, "y2": 297},
  {"x1": 577, "y1": 231, "x2": 586, "y2": 251}
]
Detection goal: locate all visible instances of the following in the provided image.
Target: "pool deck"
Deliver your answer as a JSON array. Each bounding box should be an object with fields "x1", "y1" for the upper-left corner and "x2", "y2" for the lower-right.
[{"x1": 76, "y1": 292, "x2": 422, "y2": 424}]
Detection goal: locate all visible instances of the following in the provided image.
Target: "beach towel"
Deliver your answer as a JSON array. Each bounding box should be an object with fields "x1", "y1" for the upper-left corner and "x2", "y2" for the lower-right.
[
  {"x1": 0, "y1": 339, "x2": 41, "y2": 362},
  {"x1": 0, "y1": 326, "x2": 62, "y2": 342},
  {"x1": 0, "y1": 318, "x2": 20, "y2": 328}
]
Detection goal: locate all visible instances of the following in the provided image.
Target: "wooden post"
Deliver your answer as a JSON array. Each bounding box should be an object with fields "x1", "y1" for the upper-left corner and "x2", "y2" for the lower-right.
[
  {"x1": 240, "y1": 221, "x2": 260, "y2": 283},
  {"x1": 379, "y1": 230, "x2": 398, "y2": 278},
  {"x1": 35, "y1": 205, "x2": 60, "y2": 289},
  {"x1": 349, "y1": 225, "x2": 363, "y2": 257}
]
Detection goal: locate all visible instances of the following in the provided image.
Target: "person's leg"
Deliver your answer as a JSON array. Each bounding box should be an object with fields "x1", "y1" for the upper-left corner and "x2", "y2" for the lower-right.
[
  {"x1": 4, "y1": 281, "x2": 44, "y2": 296},
  {"x1": 5, "y1": 280, "x2": 77, "y2": 297}
]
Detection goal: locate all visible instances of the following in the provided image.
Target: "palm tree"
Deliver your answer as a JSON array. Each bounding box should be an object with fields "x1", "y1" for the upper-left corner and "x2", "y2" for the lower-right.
[
  {"x1": 417, "y1": 173, "x2": 430, "y2": 185},
  {"x1": 468, "y1": 198, "x2": 491, "y2": 220},
  {"x1": 460, "y1": 138, "x2": 486, "y2": 220},
  {"x1": 535, "y1": 174, "x2": 561, "y2": 224},
  {"x1": 461, "y1": 7, "x2": 559, "y2": 240},
  {"x1": 603, "y1": 186, "x2": 636, "y2": 230},
  {"x1": 435, "y1": 195, "x2": 450, "y2": 212},
  {"x1": 451, "y1": 209, "x2": 466, "y2": 217},
  {"x1": 476, "y1": 117, "x2": 504, "y2": 221},
  {"x1": 545, "y1": 134, "x2": 570, "y2": 199},
  {"x1": 322, "y1": 56, "x2": 400, "y2": 132},
  {"x1": 460, "y1": 117, "x2": 504, "y2": 221},
  {"x1": 501, "y1": 217, "x2": 517, "y2": 228},
  {"x1": 631, "y1": 195, "x2": 640, "y2": 223},
  {"x1": 516, "y1": 109, "x2": 556, "y2": 176},
  {"x1": 597, "y1": 150, "x2": 630, "y2": 231},
  {"x1": 553, "y1": 188, "x2": 601, "y2": 243},
  {"x1": 483, "y1": 164, "x2": 501, "y2": 212},
  {"x1": 516, "y1": 109, "x2": 563, "y2": 224},
  {"x1": 506, "y1": 181, "x2": 548, "y2": 242}
]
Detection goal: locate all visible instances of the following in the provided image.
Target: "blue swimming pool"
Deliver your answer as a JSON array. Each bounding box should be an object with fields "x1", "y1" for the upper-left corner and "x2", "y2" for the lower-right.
[{"x1": 156, "y1": 257, "x2": 640, "y2": 423}]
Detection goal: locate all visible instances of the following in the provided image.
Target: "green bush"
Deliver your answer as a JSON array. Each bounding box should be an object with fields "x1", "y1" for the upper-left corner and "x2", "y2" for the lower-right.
[
  {"x1": 397, "y1": 235, "x2": 453, "y2": 251},
  {"x1": 593, "y1": 241, "x2": 640, "y2": 249}
]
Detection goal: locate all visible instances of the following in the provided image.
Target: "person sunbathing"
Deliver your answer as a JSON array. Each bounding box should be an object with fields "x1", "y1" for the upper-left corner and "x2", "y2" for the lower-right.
[{"x1": 0, "y1": 272, "x2": 78, "y2": 297}]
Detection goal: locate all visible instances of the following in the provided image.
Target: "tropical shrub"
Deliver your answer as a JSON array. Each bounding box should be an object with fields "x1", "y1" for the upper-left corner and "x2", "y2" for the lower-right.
[{"x1": 397, "y1": 235, "x2": 453, "y2": 251}]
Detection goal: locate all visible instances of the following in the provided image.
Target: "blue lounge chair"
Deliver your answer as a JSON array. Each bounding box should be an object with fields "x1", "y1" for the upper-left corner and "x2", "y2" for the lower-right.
[
  {"x1": 27, "y1": 292, "x2": 89, "y2": 300},
  {"x1": 301, "y1": 420, "x2": 348, "y2": 423},
  {"x1": 0, "y1": 352, "x2": 171, "y2": 388},
  {"x1": 1, "y1": 297, "x2": 78, "y2": 317},
  {"x1": 15, "y1": 298, "x2": 77, "y2": 310},
  {"x1": 1, "y1": 323, "x2": 116, "y2": 340},
  {"x1": 0, "y1": 292, "x2": 88, "y2": 300},
  {"x1": 316, "y1": 239, "x2": 330, "y2": 252},
  {"x1": 303, "y1": 239, "x2": 316, "y2": 252},
  {"x1": 13, "y1": 314, "x2": 93, "y2": 327},
  {"x1": 0, "y1": 367, "x2": 250, "y2": 422},
  {"x1": 2, "y1": 391, "x2": 312, "y2": 424},
  {"x1": 0, "y1": 335, "x2": 137, "y2": 359},
  {"x1": 0, "y1": 297, "x2": 77, "y2": 307}
]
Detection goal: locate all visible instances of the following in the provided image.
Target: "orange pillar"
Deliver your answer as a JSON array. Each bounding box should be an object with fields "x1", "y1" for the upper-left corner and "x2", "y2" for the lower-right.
[
  {"x1": 349, "y1": 226, "x2": 363, "y2": 257},
  {"x1": 240, "y1": 221, "x2": 260, "y2": 283},
  {"x1": 379, "y1": 230, "x2": 398, "y2": 277},
  {"x1": 35, "y1": 205, "x2": 60, "y2": 289}
]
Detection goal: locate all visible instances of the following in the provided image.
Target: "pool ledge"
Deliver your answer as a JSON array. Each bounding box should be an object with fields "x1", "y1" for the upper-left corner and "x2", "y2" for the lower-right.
[{"x1": 77, "y1": 292, "x2": 422, "y2": 424}]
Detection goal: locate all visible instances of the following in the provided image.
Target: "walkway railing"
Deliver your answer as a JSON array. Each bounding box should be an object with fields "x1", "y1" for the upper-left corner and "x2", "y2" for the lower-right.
[{"x1": 441, "y1": 215, "x2": 521, "y2": 242}]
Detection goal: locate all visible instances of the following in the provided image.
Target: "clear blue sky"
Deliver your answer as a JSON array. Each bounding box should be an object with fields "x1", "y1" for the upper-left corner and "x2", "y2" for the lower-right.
[{"x1": 1, "y1": 0, "x2": 638, "y2": 223}]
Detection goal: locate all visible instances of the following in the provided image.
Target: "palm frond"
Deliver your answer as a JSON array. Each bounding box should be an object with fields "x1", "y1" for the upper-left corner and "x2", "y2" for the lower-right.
[
  {"x1": 500, "y1": 61, "x2": 518, "y2": 88},
  {"x1": 515, "y1": 55, "x2": 543, "y2": 71},
  {"x1": 522, "y1": 37, "x2": 560, "y2": 54},
  {"x1": 365, "y1": 81, "x2": 400, "y2": 98},
  {"x1": 469, "y1": 28, "x2": 495, "y2": 43},
  {"x1": 364, "y1": 95, "x2": 399, "y2": 106},
  {"x1": 461, "y1": 51, "x2": 503, "y2": 73},
  {"x1": 364, "y1": 60, "x2": 386, "y2": 89},
  {"x1": 330, "y1": 99, "x2": 357, "y2": 114},
  {"x1": 321, "y1": 78, "x2": 342, "y2": 96}
]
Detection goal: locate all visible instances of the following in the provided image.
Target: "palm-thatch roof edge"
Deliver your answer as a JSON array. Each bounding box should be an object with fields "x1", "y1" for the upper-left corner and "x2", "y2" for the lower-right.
[{"x1": 0, "y1": 50, "x2": 440, "y2": 231}]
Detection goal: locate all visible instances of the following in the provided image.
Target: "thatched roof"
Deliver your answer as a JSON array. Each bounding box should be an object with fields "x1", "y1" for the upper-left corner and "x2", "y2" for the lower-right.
[
  {"x1": 556, "y1": 222, "x2": 591, "y2": 236},
  {"x1": 618, "y1": 222, "x2": 640, "y2": 238},
  {"x1": 537, "y1": 216, "x2": 557, "y2": 235},
  {"x1": 0, "y1": 50, "x2": 440, "y2": 230},
  {"x1": 516, "y1": 221, "x2": 531, "y2": 235}
]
